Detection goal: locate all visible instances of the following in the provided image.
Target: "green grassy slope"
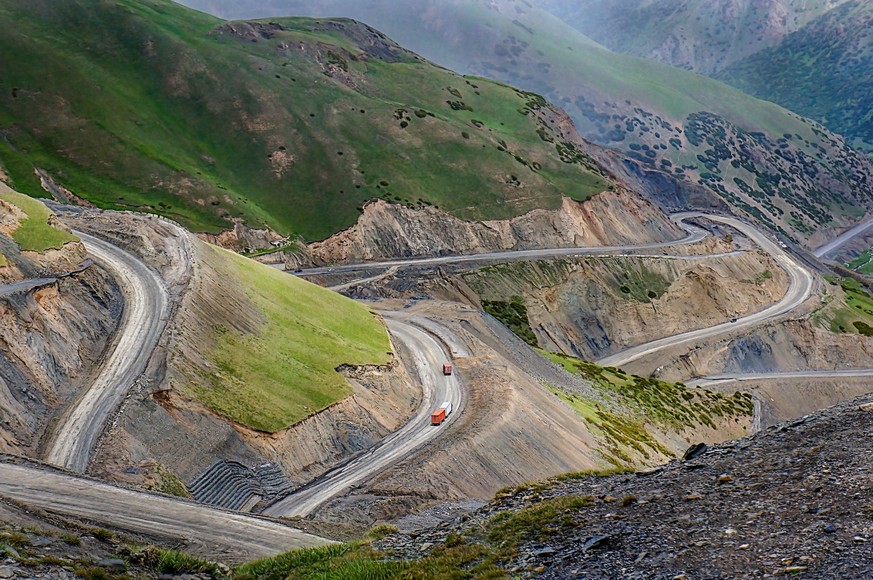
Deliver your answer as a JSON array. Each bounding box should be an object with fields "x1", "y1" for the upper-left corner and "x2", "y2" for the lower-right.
[
  {"x1": 0, "y1": 0, "x2": 609, "y2": 240},
  {"x1": 182, "y1": 244, "x2": 392, "y2": 432},
  {"x1": 0, "y1": 181, "x2": 79, "y2": 252},
  {"x1": 178, "y1": 0, "x2": 873, "y2": 243},
  {"x1": 718, "y1": 0, "x2": 873, "y2": 153}
]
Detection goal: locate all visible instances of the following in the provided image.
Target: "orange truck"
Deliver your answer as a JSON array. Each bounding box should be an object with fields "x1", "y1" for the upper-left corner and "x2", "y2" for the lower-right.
[
  {"x1": 442, "y1": 362, "x2": 453, "y2": 375},
  {"x1": 431, "y1": 401, "x2": 453, "y2": 426}
]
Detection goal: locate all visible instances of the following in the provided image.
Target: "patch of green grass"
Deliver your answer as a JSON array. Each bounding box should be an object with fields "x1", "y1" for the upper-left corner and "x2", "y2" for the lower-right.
[
  {"x1": 847, "y1": 248, "x2": 873, "y2": 276},
  {"x1": 73, "y1": 567, "x2": 111, "y2": 580},
  {"x1": 614, "y1": 264, "x2": 671, "y2": 302},
  {"x1": 482, "y1": 296, "x2": 538, "y2": 347},
  {"x1": 237, "y1": 537, "x2": 506, "y2": 580},
  {"x1": 821, "y1": 276, "x2": 873, "y2": 334},
  {"x1": 0, "y1": 531, "x2": 30, "y2": 548},
  {"x1": 0, "y1": 183, "x2": 78, "y2": 252},
  {"x1": 541, "y1": 350, "x2": 753, "y2": 466},
  {"x1": 487, "y1": 495, "x2": 593, "y2": 555},
  {"x1": 494, "y1": 467, "x2": 628, "y2": 501},
  {"x1": 147, "y1": 465, "x2": 191, "y2": 499},
  {"x1": 59, "y1": 533, "x2": 81, "y2": 546},
  {"x1": 152, "y1": 549, "x2": 217, "y2": 577},
  {"x1": 182, "y1": 246, "x2": 392, "y2": 433},
  {"x1": 87, "y1": 528, "x2": 114, "y2": 542}
]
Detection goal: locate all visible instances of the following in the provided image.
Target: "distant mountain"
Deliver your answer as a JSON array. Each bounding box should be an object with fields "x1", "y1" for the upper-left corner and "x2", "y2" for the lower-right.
[
  {"x1": 718, "y1": 0, "x2": 873, "y2": 154},
  {"x1": 536, "y1": 0, "x2": 873, "y2": 153},
  {"x1": 537, "y1": 0, "x2": 851, "y2": 75},
  {"x1": 177, "y1": 0, "x2": 873, "y2": 245},
  {"x1": 0, "y1": 0, "x2": 610, "y2": 239}
]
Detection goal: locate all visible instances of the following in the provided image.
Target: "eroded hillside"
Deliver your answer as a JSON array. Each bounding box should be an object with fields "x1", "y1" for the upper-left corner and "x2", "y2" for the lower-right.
[{"x1": 0, "y1": 184, "x2": 121, "y2": 456}]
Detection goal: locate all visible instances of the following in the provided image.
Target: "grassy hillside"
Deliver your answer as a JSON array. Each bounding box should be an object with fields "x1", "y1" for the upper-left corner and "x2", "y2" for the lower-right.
[
  {"x1": 178, "y1": 0, "x2": 873, "y2": 243},
  {"x1": 718, "y1": 0, "x2": 873, "y2": 153},
  {"x1": 181, "y1": 244, "x2": 392, "y2": 432},
  {"x1": 0, "y1": 181, "x2": 78, "y2": 252},
  {"x1": 0, "y1": 0, "x2": 608, "y2": 240},
  {"x1": 538, "y1": 0, "x2": 850, "y2": 75}
]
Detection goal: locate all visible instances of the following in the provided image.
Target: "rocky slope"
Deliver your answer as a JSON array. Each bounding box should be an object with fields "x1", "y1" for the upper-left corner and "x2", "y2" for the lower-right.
[
  {"x1": 0, "y1": 190, "x2": 121, "y2": 457},
  {"x1": 303, "y1": 190, "x2": 684, "y2": 266},
  {"x1": 312, "y1": 301, "x2": 751, "y2": 528},
  {"x1": 376, "y1": 394, "x2": 873, "y2": 578},
  {"x1": 55, "y1": 211, "x2": 419, "y2": 507},
  {"x1": 457, "y1": 240, "x2": 788, "y2": 360}
]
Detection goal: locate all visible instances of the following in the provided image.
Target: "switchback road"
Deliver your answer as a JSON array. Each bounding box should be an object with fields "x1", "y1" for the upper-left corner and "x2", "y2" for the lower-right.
[
  {"x1": 597, "y1": 215, "x2": 816, "y2": 369},
  {"x1": 43, "y1": 232, "x2": 170, "y2": 472},
  {"x1": 263, "y1": 316, "x2": 464, "y2": 518}
]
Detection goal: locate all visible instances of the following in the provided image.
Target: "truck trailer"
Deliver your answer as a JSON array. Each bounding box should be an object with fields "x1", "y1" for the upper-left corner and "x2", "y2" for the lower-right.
[
  {"x1": 442, "y1": 362, "x2": 453, "y2": 375},
  {"x1": 431, "y1": 401, "x2": 453, "y2": 425}
]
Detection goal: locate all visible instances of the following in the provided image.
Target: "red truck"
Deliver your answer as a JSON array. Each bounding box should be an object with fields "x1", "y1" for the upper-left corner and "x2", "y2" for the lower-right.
[
  {"x1": 442, "y1": 362, "x2": 453, "y2": 375},
  {"x1": 431, "y1": 401, "x2": 453, "y2": 426}
]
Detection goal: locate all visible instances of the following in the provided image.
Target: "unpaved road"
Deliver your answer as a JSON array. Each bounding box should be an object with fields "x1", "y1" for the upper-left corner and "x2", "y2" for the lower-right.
[
  {"x1": 264, "y1": 315, "x2": 464, "y2": 518},
  {"x1": 597, "y1": 215, "x2": 816, "y2": 369},
  {"x1": 43, "y1": 232, "x2": 170, "y2": 472},
  {"x1": 297, "y1": 215, "x2": 708, "y2": 276},
  {"x1": 0, "y1": 459, "x2": 330, "y2": 560},
  {"x1": 687, "y1": 369, "x2": 873, "y2": 388},
  {"x1": 813, "y1": 215, "x2": 873, "y2": 258}
]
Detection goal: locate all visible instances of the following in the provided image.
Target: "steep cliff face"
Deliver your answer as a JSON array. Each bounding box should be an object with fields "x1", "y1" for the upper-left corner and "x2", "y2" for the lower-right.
[
  {"x1": 305, "y1": 190, "x2": 684, "y2": 265},
  {"x1": 0, "y1": 271, "x2": 121, "y2": 455}
]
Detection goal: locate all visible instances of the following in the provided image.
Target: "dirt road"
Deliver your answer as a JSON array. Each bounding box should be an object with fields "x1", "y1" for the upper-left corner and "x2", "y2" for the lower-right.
[
  {"x1": 43, "y1": 232, "x2": 170, "y2": 472},
  {"x1": 597, "y1": 215, "x2": 816, "y2": 369},
  {"x1": 263, "y1": 315, "x2": 464, "y2": 518}
]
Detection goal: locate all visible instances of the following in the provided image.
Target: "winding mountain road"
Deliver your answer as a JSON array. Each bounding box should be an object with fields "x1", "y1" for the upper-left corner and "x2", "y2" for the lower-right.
[
  {"x1": 2, "y1": 208, "x2": 829, "y2": 540},
  {"x1": 597, "y1": 215, "x2": 816, "y2": 369},
  {"x1": 43, "y1": 232, "x2": 170, "y2": 472},
  {"x1": 297, "y1": 214, "x2": 708, "y2": 276},
  {"x1": 264, "y1": 316, "x2": 464, "y2": 518}
]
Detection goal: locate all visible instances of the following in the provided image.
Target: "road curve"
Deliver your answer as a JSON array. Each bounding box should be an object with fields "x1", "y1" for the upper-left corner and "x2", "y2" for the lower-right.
[
  {"x1": 297, "y1": 215, "x2": 708, "y2": 276},
  {"x1": 264, "y1": 316, "x2": 464, "y2": 518},
  {"x1": 597, "y1": 215, "x2": 816, "y2": 369},
  {"x1": 813, "y1": 215, "x2": 873, "y2": 258},
  {"x1": 43, "y1": 232, "x2": 170, "y2": 472},
  {"x1": 0, "y1": 460, "x2": 330, "y2": 560}
]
